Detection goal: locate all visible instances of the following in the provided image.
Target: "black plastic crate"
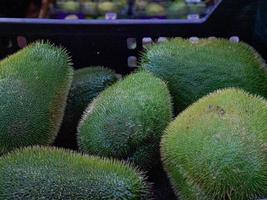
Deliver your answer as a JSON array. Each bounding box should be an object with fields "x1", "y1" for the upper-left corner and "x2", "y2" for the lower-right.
[{"x1": 0, "y1": 0, "x2": 264, "y2": 75}]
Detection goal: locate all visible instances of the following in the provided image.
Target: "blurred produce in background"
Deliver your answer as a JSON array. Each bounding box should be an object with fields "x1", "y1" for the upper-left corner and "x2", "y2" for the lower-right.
[
  {"x1": 0, "y1": 0, "x2": 217, "y2": 19},
  {"x1": 51, "y1": 0, "x2": 129, "y2": 19},
  {"x1": 49, "y1": 0, "x2": 217, "y2": 19},
  {"x1": 133, "y1": 0, "x2": 210, "y2": 19}
]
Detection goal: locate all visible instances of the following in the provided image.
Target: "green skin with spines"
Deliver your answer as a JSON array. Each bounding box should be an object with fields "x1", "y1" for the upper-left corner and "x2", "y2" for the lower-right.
[
  {"x1": 78, "y1": 71, "x2": 172, "y2": 169},
  {"x1": 57, "y1": 66, "x2": 118, "y2": 147},
  {"x1": 0, "y1": 42, "x2": 73, "y2": 155},
  {"x1": 141, "y1": 38, "x2": 267, "y2": 113},
  {"x1": 161, "y1": 88, "x2": 267, "y2": 200},
  {"x1": 0, "y1": 146, "x2": 149, "y2": 200},
  {"x1": 64, "y1": 66, "x2": 118, "y2": 128}
]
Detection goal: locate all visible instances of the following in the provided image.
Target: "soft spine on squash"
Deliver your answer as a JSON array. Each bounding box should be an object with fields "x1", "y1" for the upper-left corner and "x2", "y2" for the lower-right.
[
  {"x1": 141, "y1": 38, "x2": 267, "y2": 113},
  {"x1": 161, "y1": 88, "x2": 267, "y2": 200},
  {"x1": 78, "y1": 71, "x2": 172, "y2": 169},
  {"x1": 0, "y1": 146, "x2": 150, "y2": 200},
  {"x1": 56, "y1": 66, "x2": 118, "y2": 148},
  {"x1": 0, "y1": 41, "x2": 73, "y2": 155}
]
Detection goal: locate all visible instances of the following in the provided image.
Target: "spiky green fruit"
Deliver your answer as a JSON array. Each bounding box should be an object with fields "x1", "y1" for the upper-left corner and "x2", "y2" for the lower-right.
[
  {"x1": 56, "y1": 67, "x2": 118, "y2": 148},
  {"x1": 78, "y1": 71, "x2": 172, "y2": 169},
  {"x1": 98, "y1": 1, "x2": 117, "y2": 15},
  {"x1": 161, "y1": 88, "x2": 267, "y2": 200},
  {"x1": 0, "y1": 42, "x2": 73, "y2": 155},
  {"x1": 145, "y1": 3, "x2": 166, "y2": 16},
  {"x1": 167, "y1": 2, "x2": 188, "y2": 19},
  {"x1": 61, "y1": 1, "x2": 80, "y2": 12},
  {"x1": 0, "y1": 146, "x2": 149, "y2": 199},
  {"x1": 65, "y1": 66, "x2": 118, "y2": 125},
  {"x1": 141, "y1": 38, "x2": 267, "y2": 113}
]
